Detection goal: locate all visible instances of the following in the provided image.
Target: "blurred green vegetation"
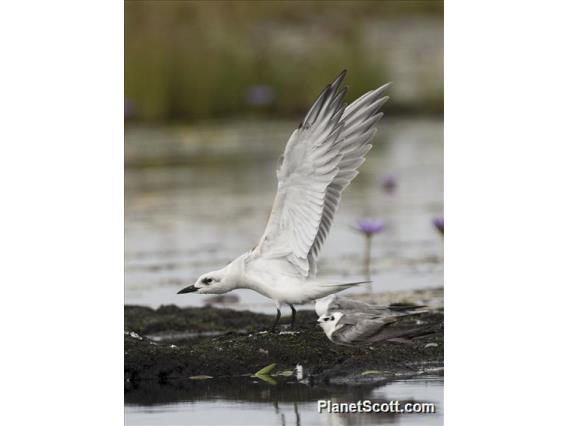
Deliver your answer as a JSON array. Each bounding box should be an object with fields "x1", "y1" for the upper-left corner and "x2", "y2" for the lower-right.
[{"x1": 125, "y1": 0, "x2": 443, "y2": 123}]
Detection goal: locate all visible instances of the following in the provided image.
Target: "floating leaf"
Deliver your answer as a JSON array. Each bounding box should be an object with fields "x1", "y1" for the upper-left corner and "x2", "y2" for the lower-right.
[
  {"x1": 255, "y1": 363, "x2": 276, "y2": 376},
  {"x1": 189, "y1": 375, "x2": 213, "y2": 380},
  {"x1": 255, "y1": 374, "x2": 277, "y2": 385}
]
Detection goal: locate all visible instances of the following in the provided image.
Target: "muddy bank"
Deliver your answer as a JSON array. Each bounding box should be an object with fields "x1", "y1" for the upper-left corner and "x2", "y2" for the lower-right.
[{"x1": 125, "y1": 304, "x2": 443, "y2": 385}]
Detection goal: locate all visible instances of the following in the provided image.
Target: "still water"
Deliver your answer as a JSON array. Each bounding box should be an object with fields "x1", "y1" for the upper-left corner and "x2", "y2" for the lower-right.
[
  {"x1": 125, "y1": 118, "x2": 443, "y2": 312},
  {"x1": 125, "y1": 118, "x2": 443, "y2": 425},
  {"x1": 125, "y1": 376, "x2": 443, "y2": 426}
]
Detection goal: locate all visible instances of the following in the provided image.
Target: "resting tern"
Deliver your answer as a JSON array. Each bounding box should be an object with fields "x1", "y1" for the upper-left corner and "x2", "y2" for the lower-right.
[
  {"x1": 317, "y1": 310, "x2": 437, "y2": 347},
  {"x1": 315, "y1": 294, "x2": 427, "y2": 317},
  {"x1": 177, "y1": 70, "x2": 390, "y2": 331}
]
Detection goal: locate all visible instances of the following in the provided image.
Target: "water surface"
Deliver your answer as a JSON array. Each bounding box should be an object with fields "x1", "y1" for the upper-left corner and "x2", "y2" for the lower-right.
[
  {"x1": 125, "y1": 118, "x2": 444, "y2": 425},
  {"x1": 125, "y1": 118, "x2": 443, "y2": 312},
  {"x1": 125, "y1": 376, "x2": 443, "y2": 426}
]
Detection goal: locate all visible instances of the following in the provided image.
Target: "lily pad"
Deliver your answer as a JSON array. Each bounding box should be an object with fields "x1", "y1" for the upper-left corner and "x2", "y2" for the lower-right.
[
  {"x1": 254, "y1": 363, "x2": 277, "y2": 376},
  {"x1": 255, "y1": 374, "x2": 277, "y2": 385}
]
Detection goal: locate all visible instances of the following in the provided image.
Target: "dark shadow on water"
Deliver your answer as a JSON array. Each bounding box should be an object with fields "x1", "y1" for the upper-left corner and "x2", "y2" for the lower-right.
[
  {"x1": 126, "y1": 377, "x2": 377, "y2": 405},
  {"x1": 126, "y1": 377, "x2": 442, "y2": 425}
]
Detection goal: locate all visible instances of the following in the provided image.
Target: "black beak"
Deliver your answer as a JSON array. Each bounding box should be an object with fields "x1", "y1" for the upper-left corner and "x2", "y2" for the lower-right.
[{"x1": 177, "y1": 285, "x2": 198, "y2": 294}]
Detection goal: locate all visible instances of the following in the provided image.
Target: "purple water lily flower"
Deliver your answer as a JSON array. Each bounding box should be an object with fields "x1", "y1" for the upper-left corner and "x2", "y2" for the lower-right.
[
  {"x1": 356, "y1": 219, "x2": 385, "y2": 236},
  {"x1": 124, "y1": 97, "x2": 135, "y2": 120},
  {"x1": 354, "y1": 219, "x2": 385, "y2": 289},
  {"x1": 381, "y1": 174, "x2": 397, "y2": 194},
  {"x1": 245, "y1": 85, "x2": 274, "y2": 106},
  {"x1": 432, "y1": 217, "x2": 444, "y2": 235}
]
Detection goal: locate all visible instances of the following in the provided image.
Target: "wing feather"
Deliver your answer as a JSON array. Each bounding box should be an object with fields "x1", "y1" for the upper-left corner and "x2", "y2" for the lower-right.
[
  {"x1": 307, "y1": 82, "x2": 391, "y2": 274},
  {"x1": 252, "y1": 71, "x2": 390, "y2": 277}
]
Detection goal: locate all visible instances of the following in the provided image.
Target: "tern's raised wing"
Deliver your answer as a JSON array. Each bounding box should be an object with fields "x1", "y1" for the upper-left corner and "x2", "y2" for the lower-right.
[{"x1": 251, "y1": 70, "x2": 390, "y2": 278}]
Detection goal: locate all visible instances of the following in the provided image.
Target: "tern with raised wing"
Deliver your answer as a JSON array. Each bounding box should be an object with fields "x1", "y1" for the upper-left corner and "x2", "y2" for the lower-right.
[{"x1": 177, "y1": 70, "x2": 390, "y2": 331}]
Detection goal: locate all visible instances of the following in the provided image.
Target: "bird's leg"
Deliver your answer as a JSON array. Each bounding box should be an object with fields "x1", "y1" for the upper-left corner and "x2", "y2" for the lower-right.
[
  {"x1": 270, "y1": 308, "x2": 281, "y2": 333},
  {"x1": 289, "y1": 304, "x2": 296, "y2": 329}
]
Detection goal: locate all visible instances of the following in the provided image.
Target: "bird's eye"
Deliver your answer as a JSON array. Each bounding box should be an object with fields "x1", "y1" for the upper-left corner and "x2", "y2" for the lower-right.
[
  {"x1": 330, "y1": 316, "x2": 335, "y2": 321},
  {"x1": 201, "y1": 278, "x2": 213, "y2": 284},
  {"x1": 324, "y1": 318, "x2": 329, "y2": 322}
]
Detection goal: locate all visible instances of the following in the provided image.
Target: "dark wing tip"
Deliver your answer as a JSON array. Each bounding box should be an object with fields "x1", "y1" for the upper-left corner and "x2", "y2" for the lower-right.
[
  {"x1": 331, "y1": 69, "x2": 348, "y2": 90},
  {"x1": 301, "y1": 70, "x2": 349, "y2": 129}
]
